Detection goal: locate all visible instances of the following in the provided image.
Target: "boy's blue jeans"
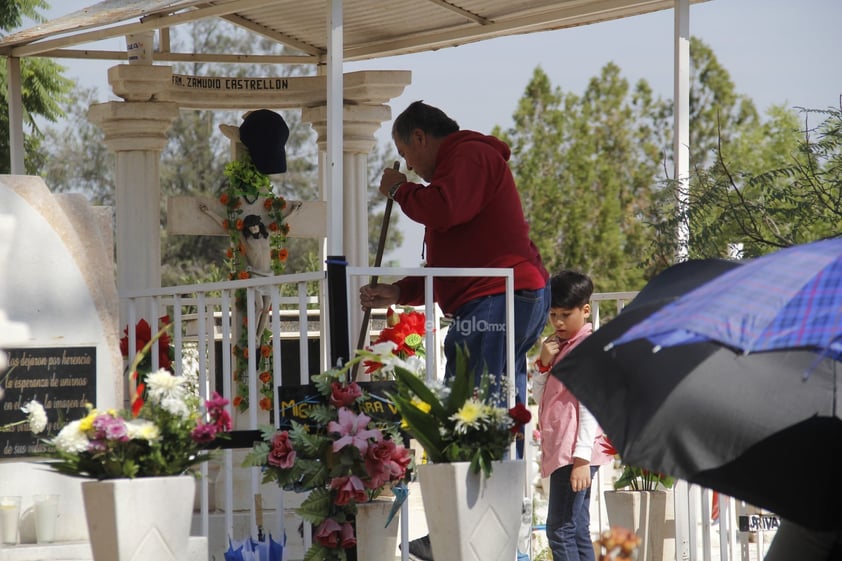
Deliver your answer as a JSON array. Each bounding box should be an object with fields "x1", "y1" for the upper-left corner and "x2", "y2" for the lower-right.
[
  {"x1": 443, "y1": 285, "x2": 551, "y2": 407},
  {"x1": 546, "y1": 464, "x2": 599, "y2": 561}
]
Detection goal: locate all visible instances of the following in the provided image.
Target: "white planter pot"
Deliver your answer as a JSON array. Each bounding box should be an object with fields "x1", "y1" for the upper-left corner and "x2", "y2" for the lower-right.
[
  {"x1": 603, "y1": 490, "x2": 668, "y2": 561},
  {"x1": 82, "y1": 475, "x2": 195, "y2": 561},
  {"x1": 418, "y1": 460, "x2": 524, "y2": 561},
  {"x1": 355, "y1": 498, "x2": 400, "y2": 561}
]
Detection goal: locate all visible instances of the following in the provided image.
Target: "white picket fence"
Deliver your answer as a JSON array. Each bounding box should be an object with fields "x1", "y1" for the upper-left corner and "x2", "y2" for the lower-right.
[{"x1": 120, "y1": 270, "x2": 779, "y2": 561}]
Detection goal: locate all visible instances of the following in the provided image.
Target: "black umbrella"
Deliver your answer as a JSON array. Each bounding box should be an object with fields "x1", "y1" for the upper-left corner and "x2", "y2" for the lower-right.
[{"x1": 551, "y1": 258, "x2": 842, "y2": 531}]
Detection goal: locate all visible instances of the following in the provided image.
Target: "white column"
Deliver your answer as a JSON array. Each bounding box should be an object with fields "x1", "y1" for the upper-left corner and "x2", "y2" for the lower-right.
[
  {"x1": 5, "y1": 57, "x2": 25, "y2": 174},
  {"x1": 301, "y1": 103, "x2": 392, "y2": 352},
  {"x1": 88, "y1": 100, "x2": 178, "y2": 322},
  {"x1": 674, "y1": 0, "x2": 691, "y2": 263},
  {"x1": 673, "y1": 4, "x2": 692, "y2": 558}
]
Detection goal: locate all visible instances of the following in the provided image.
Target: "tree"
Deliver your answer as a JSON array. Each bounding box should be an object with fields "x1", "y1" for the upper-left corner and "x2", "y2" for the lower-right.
[
  {"x1": 654, "y1": 106, "x2": 841, "y2": 258},
  {"x1": 502, "y1": 64, "x2": 670, "y2": 293},
  {"x1": 1, "y1": 0, "x2": 73, "y2": 174}
]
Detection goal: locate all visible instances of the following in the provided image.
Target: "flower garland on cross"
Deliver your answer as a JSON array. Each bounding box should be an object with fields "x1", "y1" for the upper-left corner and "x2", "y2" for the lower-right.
[{"x1": 220, "y1": 155, "x2": 292, "y2": 413}]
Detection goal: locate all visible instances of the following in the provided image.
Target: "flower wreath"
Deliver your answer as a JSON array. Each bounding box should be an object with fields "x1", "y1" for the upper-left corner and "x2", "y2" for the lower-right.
[{"x1": 220, "y1": 155, "x2": 291, "y2": 412}]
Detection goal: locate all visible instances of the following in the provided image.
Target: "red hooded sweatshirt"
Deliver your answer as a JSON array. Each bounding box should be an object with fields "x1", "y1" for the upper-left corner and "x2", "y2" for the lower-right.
[{"x1": 392, "y1": 130, "x2": 548, "y2": 315}]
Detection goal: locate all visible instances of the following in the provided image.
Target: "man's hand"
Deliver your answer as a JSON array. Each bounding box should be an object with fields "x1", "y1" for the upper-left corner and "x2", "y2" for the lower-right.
[
  {"x1": 378, "y1": 166, "x2": 407, "y2": 198},
  {"x1": 360, "y1": 283, "x2": 400, "y2": 310}
]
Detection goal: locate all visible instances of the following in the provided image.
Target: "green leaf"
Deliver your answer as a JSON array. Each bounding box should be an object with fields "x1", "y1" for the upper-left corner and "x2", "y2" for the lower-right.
[
  {"x1": 296, "y1": 487, "x2": 333, "y2": 524},
  {"x1": 390, "y1": 393, "x2": 445, "y2": 463},
  {"x1": 392, "y1": 366, "x2": 447, "y2": 418}
]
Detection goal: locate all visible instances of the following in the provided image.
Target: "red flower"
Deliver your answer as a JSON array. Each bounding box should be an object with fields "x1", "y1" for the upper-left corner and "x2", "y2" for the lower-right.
[
  {"x1": 278, "y1": 248, "x2": 289, "y2": 261},
  {"x1": 329, "y1": 381, "x2": 361, "y2": 408},
  {"x1": 329, "y1": 475, "x2": 368, "y2": 505},
  {"x1": 314, "y1": 518, "x2": 342, "y2": 548},
  {"x1": 259, "y1": 371, "x2": 272, "y2": 384},
  {"x1": 235, "y1": 218, "x2": 244, "y2": 230},
  {"x1": 268, "y1": 431, "x2": 296, "y2": 469},
  {"x1": 264, "y1": 198, "x2": 273, "y2": 210},
  {"x1": 119, "y1": 316, "x2": 173, "y2": 371},
  {"x1": 601, "y1": 437, "x2": 619, "y2": 457},
  {"x1": 268, "y1": 222, "x2": 279, "y2": 232},
  {"x1": 339, "y1": 522, "x2": 355, "y2": 548},
  {"x1": 219, "y1": 193, "x2": 229, "y2": 205},
  {"x1": 260, "y1": 345, "x2": 272, "y2": 358},
  {"x1": 259, "y1": 397, "x2": 272, "y2": 411},
  {"x1": 508, "y1": 402, "x2": 532, "y2": 433},
  {"x1": 232, "y1": 395, "x2": 243, "y2": 408}
]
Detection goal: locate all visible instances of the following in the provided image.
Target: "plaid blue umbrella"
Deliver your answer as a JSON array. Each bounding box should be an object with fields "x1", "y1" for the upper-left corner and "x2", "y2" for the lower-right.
[{"x1": 611, "y1": 237, "x2": 842, "y2": 361}]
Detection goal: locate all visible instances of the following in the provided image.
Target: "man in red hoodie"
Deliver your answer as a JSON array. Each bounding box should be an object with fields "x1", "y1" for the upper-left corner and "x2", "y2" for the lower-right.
[{"x1": 360, "y1": 100, "x2": 549, "y2": 412}]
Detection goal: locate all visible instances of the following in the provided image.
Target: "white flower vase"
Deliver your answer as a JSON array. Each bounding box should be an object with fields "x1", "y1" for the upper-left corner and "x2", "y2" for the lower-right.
[
  {"x1": 355, "y1": 498, "x2": 400, "y2": 561},
  {"x1": 603, "y1": 489, "x2": 668, "y2": 561},
  {"x1": 417, "y1": 460, "x2": 524, "y2": 561},
  {"x1": 82, "y1": 475, "x2": 195, "y2": 561}
]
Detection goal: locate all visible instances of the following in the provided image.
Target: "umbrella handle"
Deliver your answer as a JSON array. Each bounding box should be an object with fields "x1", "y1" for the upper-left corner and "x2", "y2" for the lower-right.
[{"x1": 254, "y1": 493, "x2": 265, "y2": 540}]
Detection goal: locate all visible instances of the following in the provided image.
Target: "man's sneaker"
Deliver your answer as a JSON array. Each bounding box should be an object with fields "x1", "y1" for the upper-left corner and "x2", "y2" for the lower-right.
[{"x1": 402, "y1": 534, "x2": 434, "y2": 561}]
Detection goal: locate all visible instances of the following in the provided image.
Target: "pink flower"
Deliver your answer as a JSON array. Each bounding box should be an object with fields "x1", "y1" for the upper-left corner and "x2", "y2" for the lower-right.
[
  {"x1": 329, "y1": 381, "x2": 362, "y2": 408},
  {"x1": 205, "y1": 392, "x2": 232, "y2": 432},
  {"x1": 268, "y1": 431, "x2": 296, "y2": 469},
  {"x1": 314, "y1": 518, "x2": 342, "y2": 548},
  {"x1": 364, "y1": 439, "x2": 409, "y2": 488},
  {"x1": 340, "y1": 522, "x2": 356, "y2": 548},
  {"x1": 327, "y1": 407, "x2": 381, "y2": 455},
  {"x1": 329, "y1": 475, "x2": 368, "y2": 505},
  {"x1": 190, "y1": 423, "x2": 217, "y2": 443}
]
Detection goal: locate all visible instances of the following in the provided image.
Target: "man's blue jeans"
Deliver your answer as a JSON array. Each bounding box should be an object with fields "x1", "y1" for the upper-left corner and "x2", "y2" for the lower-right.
[
  {"x1": 546, "y1": 464, "x2": 599, "y2": 561},
  {"x1": 443, "y1": 284, "x2": 550, "y2": 409}
]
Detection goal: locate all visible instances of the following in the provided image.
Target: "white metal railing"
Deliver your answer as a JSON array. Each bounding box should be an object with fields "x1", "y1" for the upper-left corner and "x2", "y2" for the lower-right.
[{"x1": 120, "y1": 274, "x2": 777, "y2": 561}]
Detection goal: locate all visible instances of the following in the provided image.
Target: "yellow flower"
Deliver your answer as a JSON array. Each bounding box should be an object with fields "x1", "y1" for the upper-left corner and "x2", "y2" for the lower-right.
[
  {"x1": 79, "y1": 410, "x2": 98, "y2": 432},
  {"x1": 450, "y1": 398, "x2": 484, "y2": 433},
  {"x1": 411, "y1": 398, "x2": 431, "y2": 414}
]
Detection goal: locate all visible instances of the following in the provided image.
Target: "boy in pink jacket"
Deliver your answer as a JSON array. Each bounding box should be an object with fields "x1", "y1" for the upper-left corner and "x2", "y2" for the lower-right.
[{"x1": 532, "y1": 270, "x2": 613, "y2": 561}]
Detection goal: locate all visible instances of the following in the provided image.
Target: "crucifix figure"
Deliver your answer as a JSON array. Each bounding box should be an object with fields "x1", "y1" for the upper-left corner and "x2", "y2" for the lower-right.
[{"x1": 199, "y1": 202, "x2": 300, "y2": 337}]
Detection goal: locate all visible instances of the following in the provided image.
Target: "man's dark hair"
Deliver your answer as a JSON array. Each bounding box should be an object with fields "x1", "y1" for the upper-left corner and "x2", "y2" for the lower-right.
[
  {"x1": 242, "y1": 214, "x2": 269, "y2": 239},
  {"x1": 550, "y1": 270, "x2": 593, "y2": 309},
  {"x1": 392, "y1": 101, "x2": 460, "y2": 144}
]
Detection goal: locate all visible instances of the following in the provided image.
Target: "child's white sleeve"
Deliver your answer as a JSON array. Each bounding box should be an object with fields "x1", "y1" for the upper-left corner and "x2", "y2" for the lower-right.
[
  {"x1": 573, "y1": 402, "x2": 599, "y2": 461},
  {"x1": 531, "y1": 369, "x2": 548, "y2": 405}
]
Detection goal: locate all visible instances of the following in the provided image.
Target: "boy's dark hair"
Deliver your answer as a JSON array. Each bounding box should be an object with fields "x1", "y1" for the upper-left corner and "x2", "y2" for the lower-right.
[
  {"x1": 550, "y1": 270, "x2": 593, "y2": 309},
  {"x1": 392, "y1": 100, "x2": 460, "y2": 144}
]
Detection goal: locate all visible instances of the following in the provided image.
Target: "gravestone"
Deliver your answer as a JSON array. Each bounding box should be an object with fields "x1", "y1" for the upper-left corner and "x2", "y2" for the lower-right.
[{"x1": 0, "y1": 175, "x2": 121, "y2": 543}]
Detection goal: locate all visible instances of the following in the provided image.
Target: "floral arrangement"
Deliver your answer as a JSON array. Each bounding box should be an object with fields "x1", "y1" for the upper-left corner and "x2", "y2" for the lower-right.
[
  {"x1": 360, "y1": 307, "x2": 426, "y2": 380},
  {"x1": 603, "y1": 439, "x2": 674, "y2": 491},
  {"x1": 221, "y1": 155, "x2": 291, "y2": 413},
  {"x1": 390, "y1": 346, "x2": 532, "y2": 478},
  {"x1": 24, "y1": 327, "x2": 232, "y2": 479},
  {"x1": 243, "y1": 360, "x2": 411, "y2": 561}
]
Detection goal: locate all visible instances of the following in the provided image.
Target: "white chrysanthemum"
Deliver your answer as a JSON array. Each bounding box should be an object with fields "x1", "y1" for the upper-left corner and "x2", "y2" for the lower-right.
[
  {"x1": 21, "y1": 400, "x2": 48, "y2": 434},
  {"x1": 145, "y1": 369, "x2": 189, "y2": 405},
  {"x1": 160, "y1": 396, "x2": 190, "y2": 419},
  {"x1": 450, "y1": 397, "x2": 486, "y2": 434},
  {"x1": 126, "y1": 419, "x2": 160, "y2": 441},
  {"x1": 51, "y1": 420, "x2": 90, "y2": 453}
]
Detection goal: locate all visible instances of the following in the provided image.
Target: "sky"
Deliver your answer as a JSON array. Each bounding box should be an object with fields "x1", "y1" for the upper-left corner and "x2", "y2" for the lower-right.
[{"x1": 24, "y1": 0, "x2": 842, "y2": 266}]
